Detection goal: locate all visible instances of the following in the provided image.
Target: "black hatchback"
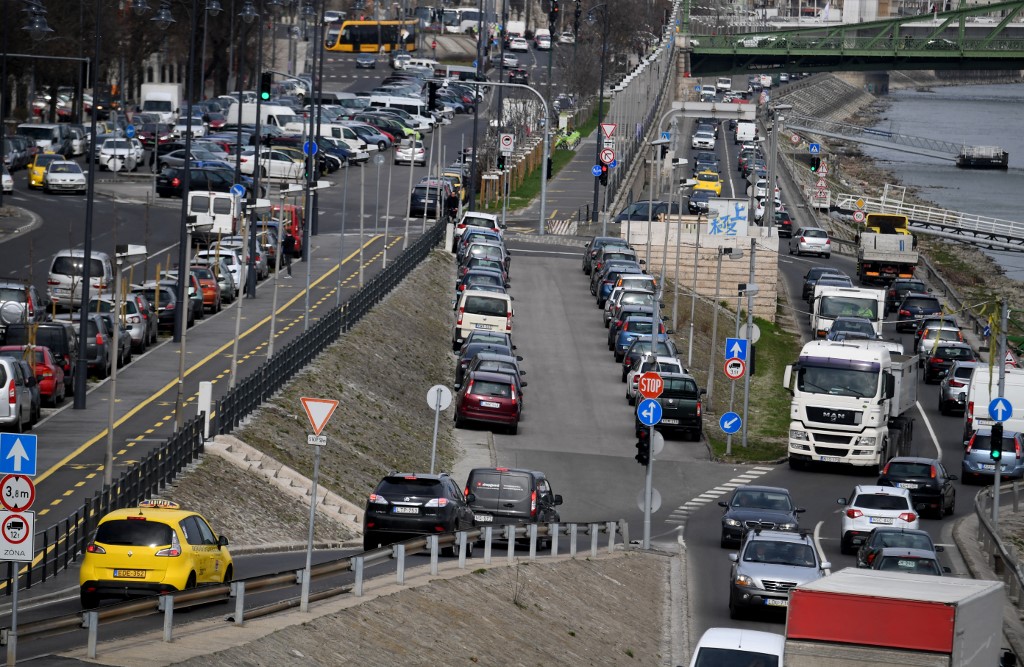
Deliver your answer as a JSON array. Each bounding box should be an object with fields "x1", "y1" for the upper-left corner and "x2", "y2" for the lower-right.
[
  {"x1": 895, "y1": 292, "x2": 943, "y2": 332},
  {"x1": 156, "y1": 167, "x2": 246, "y2": 198},
  {"x1": 363, "y1": 472, "x2": 476, "y2": 554},
  {"x1": 885, "y1": 278, "x2": 928, "y2": 313},
  {"x1": 877, "y1": 456, "x2": 957, "y2": 518}
]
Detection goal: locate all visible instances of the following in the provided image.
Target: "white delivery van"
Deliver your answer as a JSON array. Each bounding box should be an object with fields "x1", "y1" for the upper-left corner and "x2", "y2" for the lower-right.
[
  {"x1": 368, "y1": 96, "x2": 434, "y2": 132},
  {"x1": 323, "y1": 124, "x2": 370, "y2": 153},
  {"x1": 187, "y1": 191, "x2": 243, "y2": 241},
  {"x1": 452, "y1": 290, "x2": 514, "y2": 350},
  {"x1": 963, "y1": 367, "x2": 1024, "y2": 443},
  {"x1": 734, "y1": 121, "x2": 757, "y2": 144},
  {"x1": 716, "y1": 76, "x2": 733, "y2": 92},
  {"x1": 47, "y1": 249, "x2": 114, "y2": 309}
]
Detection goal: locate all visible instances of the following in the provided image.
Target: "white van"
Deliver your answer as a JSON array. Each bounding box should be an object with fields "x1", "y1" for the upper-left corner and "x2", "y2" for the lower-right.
[
  {"x1": 716, "y1": 76, "x2": 732, "y2": 92},
  {"x1": 406, "y1": 57, "x2": 439, "y2": 71},
  {"x1": 734, "y1": 120, "x2": 757, "y2": 144},
  {"x1": 368, "y1": 96, "x2": 434, "y2": 132},
  {"x1": 452, "y1": 290, "x2": 514, "y2": 350},
  {"x1": 963, "y1": 367, "x2": 1024, "y2": 443},
  {"x1": 323, "y1": 124, "x2": 370, "y2": 153},
  {"x1": 47, "y1": 249, "x2": 114, "y2": 309},
  {"x1": 17, "y1": 123, "x2": 72, "y2": 157},
  {"x1": 188, "y1": 191, "x2": 242, "y2": 240}
]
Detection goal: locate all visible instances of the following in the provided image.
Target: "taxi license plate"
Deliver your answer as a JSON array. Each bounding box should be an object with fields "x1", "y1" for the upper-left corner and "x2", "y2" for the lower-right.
[
  {"x1": 764, "y1": 598, "x2": 788, "y2": 607},
  {"x1": 480, "y1": 401, "x2": 501, "y2": 408},
  {"x1": 869, "y1": 517, "x2": 894, "y2": 524},
  {"x1": 474, "y1": 323, "x2": 494, "y2": 330},
  {"x1": 114, "y1": 569, "x2": 146, "y2": 579},
  {"x1": 897, "y1": 483, "x2": 919, "y2": 489},
  {"x1": 474, "y1": 514, "x2": 493, "y2": 522},
  {"x1": 392, "y1": 506, "x2": 419, "y2": 515},
  {"x1": 661, "y1": 418, "x2": 679, "y2": 425},
  {"x1": 819, "y1": 455, "x2": 842, "y2": 463}
]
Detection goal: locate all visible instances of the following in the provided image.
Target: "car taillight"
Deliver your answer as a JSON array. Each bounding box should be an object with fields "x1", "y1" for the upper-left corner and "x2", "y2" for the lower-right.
[
  {"x1": 465, "y1": 380, "x2": 474, "y2": 395},
  {"x1": 47, "y1": 279, "x2": 59, "y2": 286},
  {"x1": 510, "y1": 386, "x2": 517, "y2": 403},
  {"x1": 530, "y1": 490, "x2": 537, "y2": 517},
  {"x1": 425, "y1": 497, "x2": 449, "y2": 508},
  {"x1": 155, "y1": 533, "x2": 182, "y2": 557},
  {"x1": 898, "y1": 512, "x2": 916, "y2": 523},
  {"x1": 948, "y1": 379, "x2": 965, "y2": 387},
  {"x1": 368, "y1": 493, "x2": 388, "y2": 505},
  {"x1": 26, "y1": 294, "x2": 33, "y2": 318},
  {"x1": 825, "y1": 239, "x2": 831, "y2": 245},
  {"x1": 129, "y1": 315, "x2": 142, "y2": 323},
  {"x1": 696, "y1": 401, "x2": 702, "y2": 417},
  {"x1": 456, "y1": 307, "x2": 463, "y2": 326},
  {"x1": 799, "y1": 236, "x2": 806, "y2": 243},
  {"x1": 929, "y1": 357, "x2": 941, "y2": 365},
  {"x1": 85, "y1": 543, "x2": 106, "y2": 554},
  {"x1": 899, "y1": 309, "x2": 910, "y2": 316},
  {"x1": 171, "y1": 177, "x2": 181, "y2": 187},
  {"x1": 96, "y1": 334, "x2": 104, "y2": 346},
  {"x1": 1017, "y1": 438, "x2": 1022, "y2": 458},
  {"x1": 7, "y1": 380, "x2": 15, "y2": 404},
  {"x1": 866, "y1": 552, "x2": 877, "y2": 565},
  {"x1": 965, "y1": 435, "x2": 975, "y2": 454},
  {"x1": 845, "y1": 508, "x2": 863, "y2": 519},
  {"x1": 506, "y1": 313, "x2": 512, "y2": 331},
  {"x1": 166, "y1": 302, "x2": 175, "y2": 310},
  {"x1": 930, "y1": 465, "x2": 937, "y2": 479},
  {"x1": 881, "y1": 461, "x2": 891, "y2": 475}
]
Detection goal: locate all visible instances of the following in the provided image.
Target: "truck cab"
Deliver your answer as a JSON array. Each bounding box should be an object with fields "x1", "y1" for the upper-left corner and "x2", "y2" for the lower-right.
[{"x1": 810, "y1": 286, "x2": 885, "y2": 339}]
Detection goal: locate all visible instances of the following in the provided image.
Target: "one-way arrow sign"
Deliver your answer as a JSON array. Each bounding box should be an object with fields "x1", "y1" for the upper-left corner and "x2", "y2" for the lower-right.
[
  {"x1": 989, "y1": 398, "x2": 1014, "y2": 423},
  {"x1": 725, "y1": 337, "x2": 748, "y2": 361},
  {"x1": 0, "y1": 434, "x2": 36, "y2": 477}
]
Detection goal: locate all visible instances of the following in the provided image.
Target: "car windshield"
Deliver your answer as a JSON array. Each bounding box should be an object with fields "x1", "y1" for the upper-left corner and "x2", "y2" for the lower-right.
[
  {"x1": 469, "y1": 472, "x2": 532, "y2": 501},
  {"x1": 621, "y1": 293, "x2": 654, "y2": 306},
  {"x1": 743, "y1": 540, "x2": 815, "y2": 566},
  {"x1": 951, "y1": 366, "x2": 975, "y2": 380},
  {"x1": 874, "y1": 531, "x2": 934, "y2": 550},
  {"x1": 801, "y1": 228, "x2": 828, "y2": 239},
  {"x1": 732, "y1": 490, "x2": 792, "y2": 510},
  {"x1": 797, "y1": 362, "x2": 879, "y2": 398},
  {"x1": 662, "y1": 378, "x2": 699, "y2": 397},
  {"x1": 465, "y1": 274, "x2": 502, "y2": 288},
  {"x1": 94, "y1": 519, "x2": 174, "y2": 547},
  {"x1": 463, "y1": 296, "x2": 508, "y2": 317},
  {"x1": 624, "y1": 320, "x2": 654, "y2": 334},
  {"x1": 49, "y1": 163, "x2": 80, "y2": 174},
  {"x1": 834, "y1": 319, "x2": 875, "y2": 336},
  {"x1": 819, "y1": 296, "x2": 878, "y2": 320},
  {"x1": 877, "y1": 556, "x2": 941, "y2": 575},
  {"x1": 692, "y1": 649, "x2": 779, "y2": 667},
  {"x1": 924, "y1": 330, "x2": 963, "y2": 345},
  {"x1": 52, "y1": 256, "x2": 104, "y2": 278},
  {"x1": 896, "y1": 281, "x2": 926, "y2": 294},
  {"x1": 855, "y1": 494, "x2": 910, "y2": 511},
  {"x1": 903, "y1": 297, "x2": 940, "y2": 310},
  {"x1": 886, "y1": 462, "x2": 935, "y2": 477}
]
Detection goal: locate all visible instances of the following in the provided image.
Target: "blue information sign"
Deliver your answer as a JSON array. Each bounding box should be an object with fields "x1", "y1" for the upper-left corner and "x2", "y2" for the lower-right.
[
  {"x1": 719, "y1": 412, "x2": 742, "y2": 434},
  {"x1": 725, "y1": 338, "x2": 748, "y2": 361},
  {"x1": 230, "y1": 184, "x2": 246, "y2": 198},
  {"x1": 609, "y1": 159, "x2": 617, "y2": 169},
  {"x1": 303, "y1": 140, "x2": 318, "y2": 156},
  {"x1": 0, "y1": 434, "x2": 37, "y2": 476},
  {"x1": 809, "y1": 143, "x2": 821, "y2": 154},
  {"x1": 989, "y1": 398, "x2": 1014, "y2": 423},
  {"x1": 591, "y1": 164, "x2": 603, "y2": 177},
  {"x1": 125, "y1": 125, "x2": 136, "y2": 139},
  {"x1": 661, "y1": 131, "x2": 671, "y2": 141},
  {"x1": 637, "y1": 399, "x2": 663, "y2": 427}
]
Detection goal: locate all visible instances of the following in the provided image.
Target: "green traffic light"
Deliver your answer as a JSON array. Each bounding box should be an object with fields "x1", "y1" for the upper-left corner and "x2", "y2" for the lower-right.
[{"x1": 260, "y1": 92, "x2": 270, "y2": 101}]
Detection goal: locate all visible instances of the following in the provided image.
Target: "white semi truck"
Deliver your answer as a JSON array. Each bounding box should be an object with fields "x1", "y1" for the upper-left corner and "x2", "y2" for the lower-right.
[
  {"x1": 139, "y1": 83, "x2": 183, "y2": 125},
  {"x1": 809, "y1": 285, "x2": 885, "y2": 338},
  {"x1": 784, "y1": 340, "x2": 916, "y2": 470}
]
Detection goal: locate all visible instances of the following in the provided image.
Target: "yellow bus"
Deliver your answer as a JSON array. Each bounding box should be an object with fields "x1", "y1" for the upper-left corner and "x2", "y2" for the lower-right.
[{"x1": 324, "y1": 19, "x2": 418, "y2": 53}]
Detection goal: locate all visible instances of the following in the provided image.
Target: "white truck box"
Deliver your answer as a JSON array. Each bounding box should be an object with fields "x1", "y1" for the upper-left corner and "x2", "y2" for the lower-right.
[
  {"x1": 963, "y1": 366, "x2": 1024, "y2": 442},
  {"x1": 140, "y1": 83, "x2": 183, "y2": 125}
]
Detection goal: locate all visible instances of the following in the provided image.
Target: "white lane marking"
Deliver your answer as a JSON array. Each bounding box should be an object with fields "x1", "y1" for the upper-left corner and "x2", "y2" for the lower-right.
[
  {"x1": 915, "y1": 400, "x2": 944, "y2": 459},
  {"x1": 813, "y1": 520, "x2": 830, "y2": 575},
  {"x1": 666, "y1": 466, "x2": 773, "y2": 528}
]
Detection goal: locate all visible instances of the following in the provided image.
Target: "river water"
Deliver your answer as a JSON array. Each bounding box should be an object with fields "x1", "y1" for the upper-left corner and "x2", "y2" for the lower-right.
[{"x1": 858, "y1": 82, "x2": 1024, "y2": 279}]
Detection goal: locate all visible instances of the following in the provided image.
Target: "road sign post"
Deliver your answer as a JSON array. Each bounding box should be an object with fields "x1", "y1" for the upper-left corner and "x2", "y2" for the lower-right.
[
  {"x1": 427, "y1": 385, "x2": 453, "y2": 474},
  {"x1": 298, "y1": 397, "x2": 339, "y2": 613},
  {"x1": 0, "y1": 434, "x2": 35, "y2": 667},
  {"x1": 994, "y1": 300, "x2": 1010, "y2": 526}
]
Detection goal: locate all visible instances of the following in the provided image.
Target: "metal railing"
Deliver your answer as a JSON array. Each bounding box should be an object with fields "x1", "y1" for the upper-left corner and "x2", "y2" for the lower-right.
[
  {"x1": 975, "y1": 486, "x2": 1024, "y2": 607},
  {"x1": 5, "y1": 520, "x2": 627, "y2": 657},
  {"x1": 7, "y1": 220, "x2": 447, "y2": 594}
]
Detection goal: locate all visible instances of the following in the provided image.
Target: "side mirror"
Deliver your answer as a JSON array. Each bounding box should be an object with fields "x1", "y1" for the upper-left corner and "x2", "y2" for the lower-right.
[
  {"x1": 26, "y1": 376, "x2": 37, "y2": 387},
  {"x1": 728, "y1": 553, "x2": 738, "y2": 562},
  {"x1": 666, "y1": 329, "x2": 675, "y2": 335},
  {"x1": 936, "y1": 545, "x2": 945, "y2": 552},
  {"x1": 942, "y1": 566, "x2": 952, "y2": 574},
  {"x1": 837, "y1": 498, "x2": 848, "y2": 505},
  {"x1": 515, "y1": 355, "x2": 524, "y2": 361},
  {"x1": 820, "y1": 561, "x2": 832, "y2": 570},
  {"x1": 521, "y1": 381, "x2": 528, "y2": 387},
  {"x1": 553, "y1": 494, "x2": 563, "y2": 506},
  {"x1": 794, "y1": 507, "x2": 806, "y2": 513},
  {"x1": 947, "y1": 474, "x2": 958, "y2": 481},
  {"x1": 700, "y1": 388, "x2": 707, "y2": 396},
  {"x1": 519, "y1": 370, "x2": 526, "y2": 375},
  {"x1": 718, "y1": 501, "x2": 729, "y2": 508},
  {"x1": 465, "y1": 492, "x2": 476, "y2": 503},
  {"x1": 218, "y1": 535, "x2": 229, "y2": 548}
]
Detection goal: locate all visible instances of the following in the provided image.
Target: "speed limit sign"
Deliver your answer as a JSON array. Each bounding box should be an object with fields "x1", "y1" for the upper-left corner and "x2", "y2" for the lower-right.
[{"x1": 853, "y1": 210, "x2": 866, "y2": 223}]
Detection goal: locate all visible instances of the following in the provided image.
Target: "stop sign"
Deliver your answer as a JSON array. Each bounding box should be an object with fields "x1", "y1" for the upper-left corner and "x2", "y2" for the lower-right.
[{"x1": 638, "y1": 371, "x2": 664, "y2": 399}]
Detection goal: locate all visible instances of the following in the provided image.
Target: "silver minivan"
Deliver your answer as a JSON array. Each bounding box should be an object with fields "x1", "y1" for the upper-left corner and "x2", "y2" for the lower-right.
[
  {"x1": 47, "y1": 249, "x2": 114, "y2": 309},
  {"x1": 0, "y1": 357, "x2": 36, "y2": 433}
]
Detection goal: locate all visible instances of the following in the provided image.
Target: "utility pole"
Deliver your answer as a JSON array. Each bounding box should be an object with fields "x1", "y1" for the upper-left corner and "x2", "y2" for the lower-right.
[
  {"x1": 741, "y1": 239, "x2": 756, "y2": 448},
  {"x1": 994, "y1": 299, "x2": 1009, "y2": 526}
]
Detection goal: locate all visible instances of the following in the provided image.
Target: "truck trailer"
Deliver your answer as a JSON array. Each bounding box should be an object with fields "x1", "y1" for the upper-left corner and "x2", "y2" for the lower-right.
[
  {"x1": 139, "y1": 83, "x2": 182, "y2": 125},
  {"x1": 857, "y1": 232, "x2": 919, "y2": 284},
  {"x1": 785, "y1": 569, "x2": 1005, "y2": 667},
  {"x1": 784, "y1": 340, "x2": 916, "y2": 470}
]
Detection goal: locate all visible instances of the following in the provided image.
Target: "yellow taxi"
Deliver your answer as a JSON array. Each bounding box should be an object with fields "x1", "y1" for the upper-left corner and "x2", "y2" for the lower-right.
[
  {"x1": 78, "y1": 500, "x2": 233, "y2": 609},
  {"x1": 693, "y1": 170, "x2": 723, "y2": 196},
  {"x1": 442, "y1": 169, "x2": 466, "y2": 202},
  {"x1": 27, "y1": 152, "x2": 61, "y2": 189}
]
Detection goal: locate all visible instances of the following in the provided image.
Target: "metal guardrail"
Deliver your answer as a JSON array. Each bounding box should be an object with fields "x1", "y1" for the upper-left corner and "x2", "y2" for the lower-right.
[
  {"x1": 975, "y1": 486, "x2": 1024, "y2": 607},
  {"x1": 6, "y1": 520, "x2": 626, "y2": 658},
  {"x1": 7, "y1": 220, "x2": 447, "y2": 596}
]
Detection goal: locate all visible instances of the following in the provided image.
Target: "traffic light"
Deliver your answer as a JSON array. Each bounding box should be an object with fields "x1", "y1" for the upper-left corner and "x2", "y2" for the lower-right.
[
  {"x1": 546, "y1": 157, "x2": 553, "y2": 180},
  {"x1": 749, "y1": 345, "x2": 756, "y2": 376},
  {"x1": 427, "y1": 81, "x2": 439, "y2": 111},
  {"x1": 635, "y1": 429, "x2": 650, "y2": 466},
  {"x1": 549, "y1": 0, "x2": 559, "y2": 24},
  {"x1": 599, "y1": 163, "x2": 608, "y2": 186},
  {"x1": 497, "y1": 153, "x2": 506, "y2": 170},
  {"x1": 810, "y1": 156, "x2": 821, "y2": 172},
  {"x1": 259, "y1": 72, "x2": 273, "y2": 101},
  {"x1": 991, "y1": 422, "x2": 1004, "y2": 461}
]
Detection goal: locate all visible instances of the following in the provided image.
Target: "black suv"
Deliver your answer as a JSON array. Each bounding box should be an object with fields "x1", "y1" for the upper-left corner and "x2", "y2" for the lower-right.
[
  {"x1": 718, "y1": 485, "x2": 805, "y2": 547},
  {"x1": 877, "y1": 456, "x2": 957, "y2": 518},
  {"x1": 895, "y1": 292, "x2": 943, "y2": 333},
  {"x1": 465, "y1": 468, "x2": 562, "y2": 537},
  {"x1": 507, "y1": 68, "x2": 529, "y2": 84},
  {"x1": 363, "y1": 472, "x2": 476, "y2": 554}
]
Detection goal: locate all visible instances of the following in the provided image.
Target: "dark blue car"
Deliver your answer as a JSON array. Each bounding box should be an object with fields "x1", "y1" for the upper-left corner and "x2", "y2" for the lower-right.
[
  {"x1": 597, "y1": 265, "x2": 643, "y2": 305},
  {"x1": 613, "y1": 316, "x2": 666, "y2": 361}
]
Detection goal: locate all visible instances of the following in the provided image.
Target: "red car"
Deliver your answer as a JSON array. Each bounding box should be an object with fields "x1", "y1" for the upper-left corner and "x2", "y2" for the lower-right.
[
  {"x1": 0, "y1": 345, "x2": 65, "y2": 406},
  {"x1": 454, "y1": 370, "x2": 521, "y2": 435}
]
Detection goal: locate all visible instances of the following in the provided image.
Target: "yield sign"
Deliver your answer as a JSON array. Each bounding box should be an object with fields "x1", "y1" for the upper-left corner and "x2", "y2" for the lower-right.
[
  {"x1": 600, "y1": 123, "x2": 617, "y2": 139},
  {"x1": 300, "y1": 397, "x2": 339, "y2": 435}
]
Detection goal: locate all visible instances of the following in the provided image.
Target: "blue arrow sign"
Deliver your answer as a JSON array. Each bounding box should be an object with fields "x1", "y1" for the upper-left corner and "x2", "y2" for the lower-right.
[
  {"x1": 989, "y1": 398, "x2": 1014, "y2": 423},
  {"x1": 809, "y1": 143, "x2": 821, "y2": 154},
  {"x1": 125, "y1": 124, "x2": 136, "y2": 139},
  {"x1": 637, "y1": 399, "x2": 663, "y2": 427},
  {"x1": 984, "y1": 325, "x2": 992, "y2": 337},
  {"x1": 303, "y1": 140, "x2": 318, "y2": 156},
  {"x1": 0, "y1": 434, "x2": 37, "y2": 476},
  {"x1": 229, "y1": 183, "x2": 246, "y2": 198},
  {"x1": 609, "y1": 159, "x2": 617, "y2": 169},
  {"x1": 661, "y1": 131, "x2": 671, "y2": 141},
  {"x1": 592, "y1": 164, "x2": 603, "y2": 177},
  {"x1": 719, "y1": 412, "x2": 742, "y2": 434},
  {"x1": 725, "y1": 338, "x2": 748, "y2": 362}
]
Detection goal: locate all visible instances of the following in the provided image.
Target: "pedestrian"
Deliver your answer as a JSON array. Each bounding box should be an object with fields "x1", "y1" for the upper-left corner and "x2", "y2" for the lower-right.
[{"x1": 282, "y1": 232, "x2": 295, "y2": 277}]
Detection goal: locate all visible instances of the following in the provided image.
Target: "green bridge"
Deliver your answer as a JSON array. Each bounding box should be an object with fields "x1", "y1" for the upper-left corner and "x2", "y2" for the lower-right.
[{"x1": 682, "y1": 0, "x2": 1024, "y2": 75}]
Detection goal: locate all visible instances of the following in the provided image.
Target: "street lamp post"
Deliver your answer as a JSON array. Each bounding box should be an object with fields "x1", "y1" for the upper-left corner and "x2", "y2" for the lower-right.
[
  {"x1": 175, "y1": 217, "x2": 213, "y2": 429},
  {"x1": 644, "y1": 139, "x2": 670, "y2": 268},
  {"x1": 706, "y1": 247, "x2": 742, "y2": 414},
  {"x1": 765, "y1": 104, "x2": 791, "y2": 233},
  {"x1": 199, "y1": 0, "x2": 223, "y2": 100}
]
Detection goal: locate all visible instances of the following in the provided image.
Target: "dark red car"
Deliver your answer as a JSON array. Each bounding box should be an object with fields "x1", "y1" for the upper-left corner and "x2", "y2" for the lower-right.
[
  {"x1": 454, "y1": 370, "x2": 521, "y2": 435},
  {"x1": 0, "y1": 345, "x2": 65, "y2": 406}
]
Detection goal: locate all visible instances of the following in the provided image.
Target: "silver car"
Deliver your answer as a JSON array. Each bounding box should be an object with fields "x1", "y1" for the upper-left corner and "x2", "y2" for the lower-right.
[
  {"x1": 962, "y1": 427, "x2": 1024, "y2": 482},
  {"x1": 0, "y1": 357, "x2": 36, "y2": 432},
  {"x1": 88, "y1": 297, "x2": 150, "y2": 352},
  {"x1": 789, "y1": 227, "x2": 831, "y2": 258},
  {"x1": 938, "y1": 360, "x2": 980, "y2": 416},
  {"x1": 728, "y1": 529, "x2": 829, "y2": 619}
]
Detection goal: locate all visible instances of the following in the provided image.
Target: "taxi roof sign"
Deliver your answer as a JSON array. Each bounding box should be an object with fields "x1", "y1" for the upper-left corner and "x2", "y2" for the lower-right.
[{"x1": 138, "y1": 499, "x2": 181, "y2": 509}]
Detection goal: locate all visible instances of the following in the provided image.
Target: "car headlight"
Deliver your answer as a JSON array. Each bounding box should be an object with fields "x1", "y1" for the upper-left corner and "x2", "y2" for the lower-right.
[
  {"x1": 734, "y1": 574, "x2": 754, "y2": 587},
  {"x1": 856, "y1": 436, "x2": 877, "y2": 447},
  {"x1": 724, "y1": 518, "x2": 742, "y2": 527},
  {"x1": 790, "y1": 429, "x2": 809, "y2": 441}
]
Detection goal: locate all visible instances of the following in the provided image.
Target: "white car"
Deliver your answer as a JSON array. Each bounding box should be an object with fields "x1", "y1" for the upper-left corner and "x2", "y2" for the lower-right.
[
  {"x1": 626, "y1": 355, "x2": 685, "y2": 404},
  {"x1": 42, "y1": 160, "x2": 87, "y2": 194},
  {"x1": 691, "y1": 130, "x2": 716, "y2": 150},
  {"x1": 2, "y1": 166, "x2": 12, "y2": 194},
  {"x1": 213, "y1": 237, "x2": 268, "y2": 280},
  {"x1": 689, "y1": 628, "x2": 784, "y2": 667},
  {"x1": 173, "y1": 116, "x2": 208, "y2": 139},
  {"x1": 535, "y1": 35, "x2": 551, "y2": 50},
  {"x1": 394, "y1": 140, "x2": 426, "y2": 165},
  {"x1": 502, "y1": 53, "x2": 519, "y2": 67},
  {"x1": 558, "y1": 31, "x2": 575, "y2": 44},
  {"x1": 98, "y1": 138, "x2": 138, "y2": 172},
  {"x1": 509, "y1": 37, "x2": 529, "y2": 52},
  {"x1": 195, "y1": 249, "x2": 246, "y2": 293},
  {"x1": 238, "y1": 148, "x2": 303, "y2": 180},
  {"x1": 837, "y1": 485, "x2": 920, "y2": 554}
]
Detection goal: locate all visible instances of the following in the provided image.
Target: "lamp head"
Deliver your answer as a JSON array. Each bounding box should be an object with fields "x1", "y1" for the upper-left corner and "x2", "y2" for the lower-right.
[
  {"x1": 206, "y1": 0, "x2": 223, "y2": 16},
  {"x1": 240, "y1": 1, "x2": 259, "y2": 24},
  {"x1": 129, "y1": 0, "x2": 152, "y2": 16},
  {"x1": 151, "y1": 2, "x2": 176, "y2": 29}
]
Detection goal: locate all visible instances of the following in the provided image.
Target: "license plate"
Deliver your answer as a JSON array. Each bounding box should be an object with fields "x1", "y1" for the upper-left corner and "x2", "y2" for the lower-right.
[
  {"x1": 392, "y1": 506, "x2": 419, "y2": 515},
  {"x1": 114, "y1": 569, "x2": 146, "y2": 579},
  {"x1": 480, "y1": 401, "x2": 500, "y2": 408},
  {"x1": 982, "y1": 464, "x2": 997, "y2": 471},
  {"x1": 661, "y1": 418, "x2": 679, "y2": 425},
  {"x1": 474, "y1": 514, "x2": 493, "y2": 522},
  {"x1": 819, "y1": 455, "x2": 842, "y2": 463},
  {"x1": 764, "y1": 598, "x2": 788, "y2": 607},
  {"x1": 896, "y1": 483, "x2": 919, "y2": 489},
  {"x1": 474, "y1": 323, "x2": 494, "y2": 330},
  {"x1": 869, "y1": 517, "x2": 894, "y2": 524}
]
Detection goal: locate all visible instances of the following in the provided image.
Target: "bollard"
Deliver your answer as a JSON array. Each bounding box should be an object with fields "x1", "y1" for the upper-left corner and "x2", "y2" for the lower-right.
[
  {"x1": 607, "y1": 521, "x2": 616, "y2": 553},
  {"x1": 159, "y1": 594, "x2": 174, "y2": 642},
  {"x1": 590, "y1": 523, "x2": 599, "y2": 557},
  {"x1": 85, "y1": 611, "x2": 99, "y2": 659},
  {"x1": 231, "y1": 580, "x2": 246, "y2": 625},
  {"x1": 395, "y1": 544, "x2": 406, "y2": 585},
  {"x1": 529, "y1": 524, "x2": 538, "y2": 560},
  {"x1": 429, "y1": 535, "x2": 439, "y2": 575},
  {"x1": 458, "y1": 532, "x2": 467, "y2": 569},
  {"x1": 551, "y1": 523, "x2": 560, "y2": 556},
  {"x1": 506, "y1": 525, "x2": 515, "y2": 563},
  {"x1": 570, "y1": 523, "x2": 578, "y2": 557},
  {"x1": 354, "y1": 556, "x2": 364, "y2": 596},
  {"x1": 484, "y1": 526, "x2": 493, "y2": 564}
]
